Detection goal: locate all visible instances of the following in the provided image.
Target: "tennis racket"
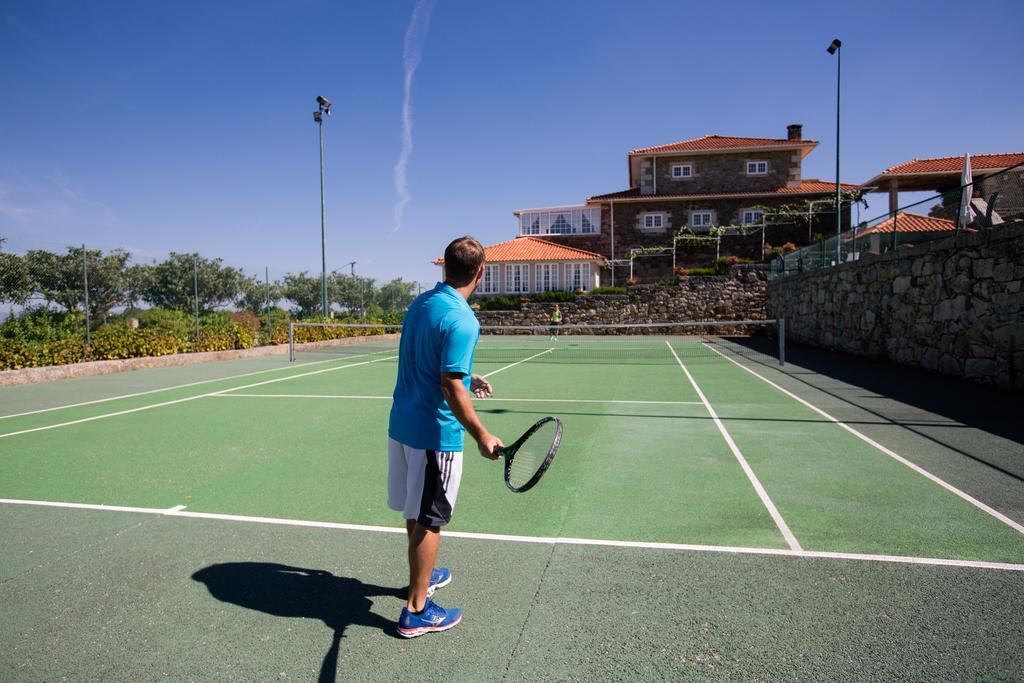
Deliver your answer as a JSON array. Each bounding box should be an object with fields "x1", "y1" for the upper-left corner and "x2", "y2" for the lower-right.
[{"x1": 499, "y1": 416, "x2": 562, "y2": 493}]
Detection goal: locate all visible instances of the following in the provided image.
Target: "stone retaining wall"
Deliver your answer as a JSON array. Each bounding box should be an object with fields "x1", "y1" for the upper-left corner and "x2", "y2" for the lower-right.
[
  {"x1": 768, "y1": 221, "x2": 1024, "y2": 390},
  {"x1": 476, "y1": 265, "x2": 768, "y2": 327}
]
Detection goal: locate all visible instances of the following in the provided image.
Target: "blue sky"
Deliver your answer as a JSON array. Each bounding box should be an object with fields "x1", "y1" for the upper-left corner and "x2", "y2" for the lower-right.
[{"x1": 2, "y1": 0, "x2": 1022, "y2": 287}]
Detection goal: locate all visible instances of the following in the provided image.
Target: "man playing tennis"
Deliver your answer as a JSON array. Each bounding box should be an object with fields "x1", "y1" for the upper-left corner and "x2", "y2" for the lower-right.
[{"x1": 388, "y1": 235, "x2": 503, "y2": 638}]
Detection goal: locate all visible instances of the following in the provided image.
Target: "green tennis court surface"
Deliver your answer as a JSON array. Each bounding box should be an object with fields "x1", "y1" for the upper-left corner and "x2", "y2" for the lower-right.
[{"x1": 2, "y1": 336, "x2": 1023, "y2": 679}]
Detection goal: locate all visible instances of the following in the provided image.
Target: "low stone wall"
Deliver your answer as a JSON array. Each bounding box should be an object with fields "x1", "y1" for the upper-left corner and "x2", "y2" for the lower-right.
[
  {"x1": 0, "y1": 334, "x2": 396, "y2": 387},
  {"x1": 476, "y1": 266, "x2": 768, "y2": 327},
  {"x1": 768, "y1": 222, "x2": 1024, "y2": 390}
]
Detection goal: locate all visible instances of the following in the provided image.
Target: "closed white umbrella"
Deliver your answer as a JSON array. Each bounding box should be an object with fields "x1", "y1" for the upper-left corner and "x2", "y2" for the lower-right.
[{"x1": 958, "y1": 153, "x2": 974, "y2": 231}]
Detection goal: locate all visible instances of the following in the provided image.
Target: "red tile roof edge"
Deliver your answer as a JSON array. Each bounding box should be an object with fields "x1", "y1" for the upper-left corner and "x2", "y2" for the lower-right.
[
  {"x1": 588, "y1": 179, "x2": 858, "y2": 202},
  {"x1": 433, "y1": 237, "x2": 605, "y2": 265},
  {"x1": 880, "y1": 152, "x2": 1024, "y2": 175},
  {"x1": 630, "y1": 134, "x2": 819, "y2": 155}
]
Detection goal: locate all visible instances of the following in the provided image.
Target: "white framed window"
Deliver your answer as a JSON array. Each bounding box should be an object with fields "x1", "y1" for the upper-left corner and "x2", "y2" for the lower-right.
[
  {"x1": 480, "y1": 264, "x2": 500, "y2": 294},
  {"x1": 505, "y1": 264, "x2": 530, "y2": 294},
  {"x1": 746, "y1": 160, "x2": 768, "y2": 175},
  {"x1": 641, "y1": 213, "x2": 665, "y2": 231},
  {"x1": 517, "y1": 206, "x2": 601, "y2": 236},
  {"x1": 535, "y1": 263, "x2": 559, "y2": 292},
  {"x1": 690, "y1": 211, "x2": 713, "y2": 228},
  {"x1": 564, "y1": 263, "x2": 591, "y2": 291},
  {"x1": 741, "y1": 209, "x2": 764, "y2": 226},
  {"x1": 671, "y1": 164, "x2": 693, "y2": 178}
]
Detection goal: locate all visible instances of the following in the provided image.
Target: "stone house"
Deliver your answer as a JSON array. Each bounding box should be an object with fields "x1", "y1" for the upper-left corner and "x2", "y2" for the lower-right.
[
  {"x1": 432, "y1": 237, "x2": 603, "y2": 296},
  {"x1": 515, "y1": 125, "x2": 857, "y2": 282}
]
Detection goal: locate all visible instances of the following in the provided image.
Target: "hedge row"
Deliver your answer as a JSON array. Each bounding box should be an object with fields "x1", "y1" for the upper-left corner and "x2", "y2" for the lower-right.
[{"x1": 0, "y1": 323, "x2": 258, "y2": 371}]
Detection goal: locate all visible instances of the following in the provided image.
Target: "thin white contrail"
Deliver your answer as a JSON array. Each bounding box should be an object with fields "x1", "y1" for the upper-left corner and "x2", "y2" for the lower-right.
[{"x1": 391, "y1": 0, "x2": 437, "y2": 235}]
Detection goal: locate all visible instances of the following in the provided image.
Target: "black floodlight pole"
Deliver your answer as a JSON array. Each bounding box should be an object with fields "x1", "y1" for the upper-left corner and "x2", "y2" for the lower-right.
[
  {"x1": 314, "y1": 95, "x2": 332, "y2": 317},
  {"x1": 827, "y1": 38, "x2": 842, "y2": 264}
]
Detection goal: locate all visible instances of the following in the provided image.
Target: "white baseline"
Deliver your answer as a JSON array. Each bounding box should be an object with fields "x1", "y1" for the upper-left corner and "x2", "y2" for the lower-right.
[{"x1": 1, "y1": 497, "x2": 1020, "y2": 572}]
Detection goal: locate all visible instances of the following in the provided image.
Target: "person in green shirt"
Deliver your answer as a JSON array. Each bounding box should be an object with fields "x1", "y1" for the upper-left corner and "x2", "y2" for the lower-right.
[{"x1": 549, "y1": 304, "x2": 562, "y2": 341}]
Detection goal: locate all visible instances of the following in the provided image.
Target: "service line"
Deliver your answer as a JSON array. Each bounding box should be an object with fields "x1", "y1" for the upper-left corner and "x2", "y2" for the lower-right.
[{"x1": 0, "y1": 355, "x2": 397, "y2": 440}]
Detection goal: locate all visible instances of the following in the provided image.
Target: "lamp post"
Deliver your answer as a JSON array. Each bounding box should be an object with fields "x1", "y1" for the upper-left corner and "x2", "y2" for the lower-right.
[
  {"x1": 826, "y1": 38, "x2": 842, "y2": 264},
  {"x1": 314, "y1": 95, "x2": 332, "y2": 317}
]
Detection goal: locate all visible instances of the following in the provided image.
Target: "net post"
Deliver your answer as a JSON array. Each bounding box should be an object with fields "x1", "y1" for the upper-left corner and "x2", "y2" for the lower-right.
[
  {"x1": 288, "y1": 322, "x2": 295, "y2": 362},
  {"x1": 777, "y1": 318, "x2": 785, "y2": 367}
]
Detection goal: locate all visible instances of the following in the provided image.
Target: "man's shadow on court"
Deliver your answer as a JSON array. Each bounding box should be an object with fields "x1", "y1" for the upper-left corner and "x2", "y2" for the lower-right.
[{"x1": 192, "y1": 562, "x2": 404, "y2": 682}]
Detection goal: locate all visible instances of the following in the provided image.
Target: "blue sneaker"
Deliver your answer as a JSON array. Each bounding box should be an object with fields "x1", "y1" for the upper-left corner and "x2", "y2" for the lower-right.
[
  {"x1": 398, "y1": 599, "x2": 462, "y2": 638},
  {"x1": 427, "y1": 567, "x2": 451, "y2": 597}
]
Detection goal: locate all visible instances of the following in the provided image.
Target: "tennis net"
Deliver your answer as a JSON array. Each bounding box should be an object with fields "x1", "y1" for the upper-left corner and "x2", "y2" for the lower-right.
[{"x1": 288, "y1": 320, "x2": 785, "y2": 366}]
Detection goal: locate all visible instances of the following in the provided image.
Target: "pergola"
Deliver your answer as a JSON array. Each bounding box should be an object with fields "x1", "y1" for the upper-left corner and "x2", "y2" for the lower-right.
[{"x1": 860, "y1": 152, "x2": 1024, "y2": 213}]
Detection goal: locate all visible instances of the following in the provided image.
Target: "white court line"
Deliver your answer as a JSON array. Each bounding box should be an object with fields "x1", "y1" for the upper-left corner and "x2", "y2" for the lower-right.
[
  {"x1": 702, "y1": 342, "x2": 1024, "y2": 537},
  {"x1": 0, "y1": 351, "x2": 390, "y2": 421},
  {"x1": 210, "y1": 393, "x2": 703, "y2": 406},
  {"x1": 1, "y1": 497, "x2": 1021, "y2": 572},
  {"x1": 0, "y1": 355, "x2": 397, "y2": 440},
  {"x1": 481, "y1": 348, "x2": 554, "y2": 378},
  {"x1": 666, "y1": 341, "x2": 802, "y2": 551}
]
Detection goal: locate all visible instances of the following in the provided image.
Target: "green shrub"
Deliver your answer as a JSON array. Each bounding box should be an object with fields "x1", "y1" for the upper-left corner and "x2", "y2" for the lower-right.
[
  {"x1": 590, "y1": 286, "x2": 627, "y2": 295},
  {"x1": 0, "y1": 307, "x2": 85, "y2": 343},
  {"x1": 656, "y1": 278, "x2": 677, "y2": 286},
  {"x1": 529, "y1": 290, "x2": 576, "y2": 303},
  {"x1": 133, "y1": 308, "x2": 194, "y2": 337},
  {"x1": 0, "y1": 338, "x2": 88, "y2": 370},
  {"x1": 90, "y1": 327, "x2": 185, "y2": 360},
  {"x1": 475, "y1": 296, "x2": 520, "y2": 311}
]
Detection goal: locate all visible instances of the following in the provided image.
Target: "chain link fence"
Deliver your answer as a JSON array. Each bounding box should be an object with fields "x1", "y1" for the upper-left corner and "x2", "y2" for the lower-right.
[
  {"x1": 0, "y1": 238, "x2": 422, "y2": 370},
  {"x1": 772, "y1": 161, "x2": 1024, "y2": 278}
]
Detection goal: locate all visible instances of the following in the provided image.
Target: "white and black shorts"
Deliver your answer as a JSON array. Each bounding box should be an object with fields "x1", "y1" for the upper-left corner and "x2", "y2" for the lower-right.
[{"x1": 387, "y1": 438, "x2": 463, "y2": 527}]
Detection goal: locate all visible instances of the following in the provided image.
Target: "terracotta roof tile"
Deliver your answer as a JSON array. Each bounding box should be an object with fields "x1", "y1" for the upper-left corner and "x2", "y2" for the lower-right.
[
  {"x1": 433, "y1": 237, "x2": 603, "y2": 265},
  {"x1": 881, "y1": 153, "x2": 1024, "y2": 175},
  {"x1": 589, "y1": 179, "x2": 858, "y2": 202},
  {"x1": 631, "y1": 134, "x2": 817, "y2": 155},
  {"x1": 856, "y1": 213, "x2": 955, "y2": 236}
]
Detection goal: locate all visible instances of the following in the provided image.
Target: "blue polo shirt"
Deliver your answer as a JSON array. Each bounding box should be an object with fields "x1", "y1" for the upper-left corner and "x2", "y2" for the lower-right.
[{"x1": 388, "y1": 282, "x2": 480, "y2": 451}]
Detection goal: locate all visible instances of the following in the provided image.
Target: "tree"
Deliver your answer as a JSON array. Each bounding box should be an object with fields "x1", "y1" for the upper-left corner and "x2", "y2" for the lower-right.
[
  {"x1": 281, "y1": 272, "x2": 324, "y2": 318},
  {"x1": 331, "y1": 273, "x2": 376, "y2": 317},
  {"x1": 0, "y1": 239, "x2": 33, "y2": 306},
  {"x1": 239, "y1": 275, "x2": 283, "y2": 314},
  {"x1": 376, "y1": 278, "x2": 416, "y2": 312},
  {"x1": 24, "y1": 246, "x2": 130, "y2": 317},
  {"x1": 123, "y1": 262, "x2": 154, "y2": 310},
  {"x1": 142, "y1": 253, "x2": 245, "y2": 313}
]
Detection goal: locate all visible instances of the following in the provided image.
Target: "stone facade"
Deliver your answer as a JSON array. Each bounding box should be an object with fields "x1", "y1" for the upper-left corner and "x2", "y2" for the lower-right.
[
  {"x1": 768, "y1": 221, "x2": 1024, "y2": 390},
  {"x1": 540, "y1": 202, "x2": 844, "y2": 283},
  {"x1": 643, "y1": 149, "x2": 802, "y2": 196},
  {"x1": 476, "y1": 266, "x2": 768, "y2": 327}
]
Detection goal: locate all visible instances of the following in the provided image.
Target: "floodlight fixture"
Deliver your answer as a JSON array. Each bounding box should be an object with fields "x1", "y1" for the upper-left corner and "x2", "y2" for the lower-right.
[
  {"x1": 317, "y1": 95, "x2": 332, "y2": 114},
  {"x1": 827, "y1": 38, "x2": 841, "y2": 54}
]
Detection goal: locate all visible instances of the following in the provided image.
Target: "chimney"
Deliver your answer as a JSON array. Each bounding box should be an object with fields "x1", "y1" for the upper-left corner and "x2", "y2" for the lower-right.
[{"x1": 787, "y1": 124, "x2": 803, "y2": 141}]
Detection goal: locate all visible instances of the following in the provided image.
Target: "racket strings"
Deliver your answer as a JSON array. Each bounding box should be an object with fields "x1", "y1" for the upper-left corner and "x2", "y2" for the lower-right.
[{"x1": 506, "y1": 421, "x2": 557, "y2": 491}]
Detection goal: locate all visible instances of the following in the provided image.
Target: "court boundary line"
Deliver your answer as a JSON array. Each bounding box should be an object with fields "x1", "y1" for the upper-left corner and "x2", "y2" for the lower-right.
[
  {"x1": 701, "y1": 342, "x2": 1024, "y2": 537},
  {"x1": 667, "y1": 341, "x2": 803, "y2": 551},
  {"x1": 0, "y1": 355, "x2": 397, "y2": 440},
  {"x1": 481, "y1": 348, "x2": 555, "y2": 378},
  {"x1": 1, "y1": 497, "x2": 1021, "y2": 572},
  {"x1": 209, "y1": 393, "x2": 704, "y2": 406},
  {"x1": 0, "y1": 351, "x2": 393, "y2": 421}
]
